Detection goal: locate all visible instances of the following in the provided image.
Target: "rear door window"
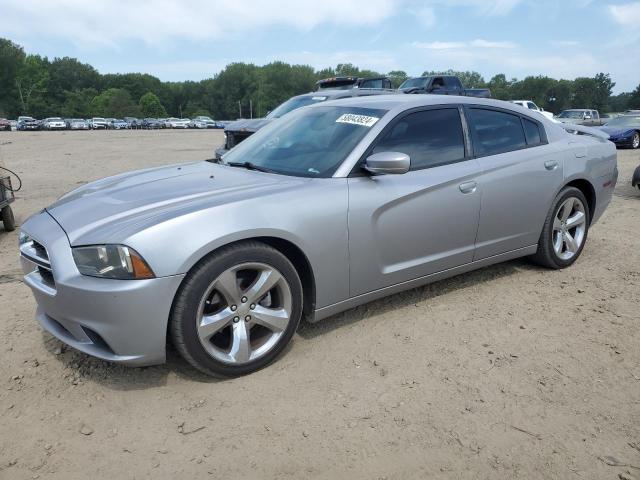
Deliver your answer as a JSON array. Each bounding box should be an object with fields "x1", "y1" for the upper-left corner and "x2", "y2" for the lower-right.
[
  {"x1": 468, "y1": 108, "x2": 527, "y2": 156},
  {"x1": 372, "y1": 108, "x2": 466, "y2": 170}
]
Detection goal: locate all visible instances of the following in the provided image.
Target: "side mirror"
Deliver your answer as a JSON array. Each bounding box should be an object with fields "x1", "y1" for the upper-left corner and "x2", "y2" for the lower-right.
[{"x1": 364, "y1": 151, "x2": 410, "y2": 175}]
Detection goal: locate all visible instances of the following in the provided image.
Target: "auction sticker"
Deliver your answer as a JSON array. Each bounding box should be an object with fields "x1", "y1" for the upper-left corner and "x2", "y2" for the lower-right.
[{"x1": 336, "y1": 113, "x2": 380, "y2": 127}]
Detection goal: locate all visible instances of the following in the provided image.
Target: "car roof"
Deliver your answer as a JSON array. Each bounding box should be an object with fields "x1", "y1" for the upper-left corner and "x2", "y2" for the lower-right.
[{"x1": 307, "y1": 94, "x2": 537, "y2": 114}]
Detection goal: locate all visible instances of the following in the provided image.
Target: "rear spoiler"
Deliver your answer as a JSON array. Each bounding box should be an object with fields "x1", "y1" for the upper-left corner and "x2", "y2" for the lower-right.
[{"x1": 561, "y1": 123, "x2": 610, "y2": 141}]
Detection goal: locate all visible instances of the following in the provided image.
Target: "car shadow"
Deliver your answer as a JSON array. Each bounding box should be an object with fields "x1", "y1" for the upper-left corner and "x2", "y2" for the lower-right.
[
  {"x1": 297, "y1": 258, "x2": 539, "y2": 339},
  {"x1": 41, "y1": 333, "x2": 223, "y2": 390},
  {"x1": 41, "y1": 257, "x2": 540, "y2": 389}
]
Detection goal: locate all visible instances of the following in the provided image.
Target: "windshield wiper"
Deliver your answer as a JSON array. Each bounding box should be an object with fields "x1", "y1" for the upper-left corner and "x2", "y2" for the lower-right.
[{"x1": 225, "y1": 161, "x2": 277, "y2": 174}]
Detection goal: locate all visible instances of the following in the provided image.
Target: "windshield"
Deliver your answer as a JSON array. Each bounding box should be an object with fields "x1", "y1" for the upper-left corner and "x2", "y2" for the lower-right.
[
  {"x1": 399, "y1": 78, "x2": 428, "y2": 89},
  {"x1": 267, "y1": 95, "x2": 329, "y2": 119},
  {"x1": 604, "y1": 116, "x2": 640, "y2": 128},
  {"x1": 222, "y1": 106, "x2": 387, "y2": 178},
  {"x1": 558, "y1": 111, "x2": 585, "y2": 119}
]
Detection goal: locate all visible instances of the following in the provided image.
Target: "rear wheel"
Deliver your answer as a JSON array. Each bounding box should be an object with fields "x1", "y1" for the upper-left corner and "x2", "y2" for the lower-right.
[
  {"x1": 632, "y1": 131, "x2": 640, "y2": 149},
  {"x1": 531, "y1": 187, "x2": 589, "y2": 269},
  {"x1": 1, "y1": 206, "x2": 15, "y2": 232},
  {"x1": 170, "y1": 241, "x2": 303, "y2": 377}
]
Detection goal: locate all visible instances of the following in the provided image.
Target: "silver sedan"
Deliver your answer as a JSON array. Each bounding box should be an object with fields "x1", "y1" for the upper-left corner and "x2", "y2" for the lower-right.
[{"x1": 19, "y1": 95, "x2": 618, "y2": 377}]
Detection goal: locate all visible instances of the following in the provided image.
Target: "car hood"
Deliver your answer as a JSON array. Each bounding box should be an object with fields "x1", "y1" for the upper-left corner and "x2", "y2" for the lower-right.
[
  {"x1": 599, "y1": 126, "x2": 635, "y2": 137},
  {"x1": 225, "y1": 118, "x2": 272, "y2": 133},
  {"x1": 46, "y1": 161, "x2": 305, "y2": 245}
]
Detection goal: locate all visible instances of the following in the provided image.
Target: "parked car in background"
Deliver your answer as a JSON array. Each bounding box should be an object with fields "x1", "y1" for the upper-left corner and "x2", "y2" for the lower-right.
[
  {"x1": 166, "y1": 118, "x2": 191, "y2": 129},
  {"x1": 216, "y1": 88, "x2": 396, "y2": 158},
  {"x1": 141, "y1": 118, "x2": 163, "y2": 129},
  {"x1": 191, "y1": 116, "x2": 217, "y2": 129},
  {"x1": 557, "y1": 109, "x2": 605, "y2": 127},
  {"x1": 398, "y1": 75, "x2": 491, "y2": 98},
  {"x1": 124, "y1": 117, "x2": 141, "y2": 129},
  {"x1": 18, "y1": 95, "x2": 617, "y2": 377},
  {"x1": 42, "y1": 117, "x2": 67, "y2": 130},
  {"x1": 599, "y1": 114, "x2": 640, "y2": 149},
  {"x1": 109, "y1": 119, "x2": 129, "y2": 130},
  {"x1": 17, "y1": 116, "x2": 40, "y2": 131},
  {"x1": 69, "y1": 119, "x2": 90, "y2": 130},
  {"x1": 316, "y1": 76, "x2": 393, "y2": 90},
  {"x1": 9, "y1": 120, "x2": 17, "y2": 131},
  {"x1": 0, "y1": 118, "x2": 11, "y2": 131},
  {"x1": 89, "y1": 117, "x2": 109, "y2": 130},
  {"x1": 510, "y1": 100, "x2": 554, "y2": 120}
]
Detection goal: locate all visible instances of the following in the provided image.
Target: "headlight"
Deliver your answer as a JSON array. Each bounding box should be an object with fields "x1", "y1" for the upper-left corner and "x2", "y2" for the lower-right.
[
  {"x1": 19, "y1": 231, "x2": 31, "y2": 245},
  {"x1": 72, "y1": 245, "x2": 155, "y2": 279}
]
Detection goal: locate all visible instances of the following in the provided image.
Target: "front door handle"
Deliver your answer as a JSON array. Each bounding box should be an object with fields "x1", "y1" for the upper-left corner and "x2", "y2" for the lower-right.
[
  {"x1": 459, "y1": 181, "x2": 477, "y2": 194},
  {"x1": 544, "y1": 160, "x2": 559, "y2": 171}
]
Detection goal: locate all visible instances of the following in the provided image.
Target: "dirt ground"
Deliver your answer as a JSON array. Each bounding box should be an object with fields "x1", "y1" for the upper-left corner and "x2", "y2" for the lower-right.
[{"x1": 0, "y1": 130, "x2": 638, "y2": 480}]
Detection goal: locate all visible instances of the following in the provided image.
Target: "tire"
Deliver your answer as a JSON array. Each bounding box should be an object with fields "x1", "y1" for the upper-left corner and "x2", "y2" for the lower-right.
[
  {"x1": 1, "y1": 206, "x2": 16, "y2": 232},
  {"x1": 632, "y1": 131, "x2": 640, "y2": 149},
  {"x1": 170, "y1": 241, "x2": 303, "y2": 377},
  {"x1": 531, "y1": 186, "x2": 590, "y2": 269}
]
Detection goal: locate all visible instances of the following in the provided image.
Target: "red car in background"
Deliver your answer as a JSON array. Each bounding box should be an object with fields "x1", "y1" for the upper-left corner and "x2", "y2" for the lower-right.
[{"x1": 0, "y1": 118, "x2": 11, "y2": 131}]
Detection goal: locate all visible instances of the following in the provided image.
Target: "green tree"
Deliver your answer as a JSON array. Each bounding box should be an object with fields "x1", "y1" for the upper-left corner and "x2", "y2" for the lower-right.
[
  {"x1": 592, "y1": 73, "x2": 615, "y2": 112},
  {"x1": 628, "y1": 84, "x2": 640, "y2": 110},
  {"x1": 61, "y1": 88, "x2": 98, "y2": 117},
  {"x1": 487, "y1": 74, "x2": 511, "y2": 100},
  {"x1": 139, "y1": 91, "x2": 167, "y2": 117},
  {"x1": 0, "y1": 38, "x2": 26, "y2": 117},
  {"x1": 91, "y1": 88, "x2": 141, "y2": 117},
  {"x1": 571, "y1": 77, "x2": 597, "y2": 109},
  {"x1": 15, "y1": 54, "x2": 50, "y2": 115},
  {"x1": 387, "y1": 70, "x2": 408, "y2": 88}
]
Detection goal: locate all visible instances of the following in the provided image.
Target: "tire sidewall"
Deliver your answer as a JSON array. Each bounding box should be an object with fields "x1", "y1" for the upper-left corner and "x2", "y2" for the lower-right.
[
  {"x1": 171, "y1": 243, "x2": 303, "y2": 377},
  {"x1": 1, "y1": 206, "x2": 15, "y2": 232},
  {"x1": 546, "y1": 187, "x2": 590, "y2": 268}
]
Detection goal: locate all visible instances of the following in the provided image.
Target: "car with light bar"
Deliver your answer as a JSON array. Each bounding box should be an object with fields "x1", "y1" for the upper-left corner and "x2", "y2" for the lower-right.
[{"x1": 19, "y1": 95, "x2": 617, "y2": 377}]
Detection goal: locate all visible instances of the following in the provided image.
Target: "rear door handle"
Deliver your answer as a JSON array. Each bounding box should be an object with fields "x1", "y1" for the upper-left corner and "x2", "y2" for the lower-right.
[
  {"x1": 545, "y1": 160, "x2": 559, "y2": 170},
  {"x1": 459, "y1": 181, "x2": 477, "y2": 194}
]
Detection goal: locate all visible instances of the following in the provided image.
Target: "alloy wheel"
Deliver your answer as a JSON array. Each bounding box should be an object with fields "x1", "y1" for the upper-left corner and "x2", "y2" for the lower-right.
[
  {"x1": 195, "y1": 262, "x2": 292, "y2": 365},
  {"x1": 552, "y1": 197, "x2": 587, "y2": 261},
  {"x1": 633, "y1": 132, "x2": 639, "y2": 149}
]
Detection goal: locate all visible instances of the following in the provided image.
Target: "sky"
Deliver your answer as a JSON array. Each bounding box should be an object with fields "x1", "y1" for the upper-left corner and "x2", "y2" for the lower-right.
[{"x1": 0, "y1": 0, "x2": 639, "y2": 93}]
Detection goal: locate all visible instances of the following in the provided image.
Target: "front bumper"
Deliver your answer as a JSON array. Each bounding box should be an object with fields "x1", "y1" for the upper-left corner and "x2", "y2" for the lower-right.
[{"x1": 20, "y1": 211, "x2": 185, "y2": 366}]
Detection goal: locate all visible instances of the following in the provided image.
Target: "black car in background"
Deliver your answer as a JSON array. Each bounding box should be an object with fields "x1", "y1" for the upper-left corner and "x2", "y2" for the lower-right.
[
  {"x1": 124, "y1": 117, "x2": 142, "y2": 129},
  {"x1": 17, "y1": 116, "x2": 39, "y2": 131},
  {"x1": 141, "y1": 118, "x2": 163, "y2": 129}
]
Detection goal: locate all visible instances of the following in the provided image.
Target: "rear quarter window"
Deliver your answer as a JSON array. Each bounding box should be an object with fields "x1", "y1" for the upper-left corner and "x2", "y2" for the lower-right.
[{"x1": 522, "y1": 118, "x2": 542, "y2": 146}]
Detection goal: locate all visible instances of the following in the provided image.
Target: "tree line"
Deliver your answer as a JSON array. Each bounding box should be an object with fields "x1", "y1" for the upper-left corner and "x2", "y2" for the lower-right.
[{"x1": 1, "y1": 38, "x2": 639, "y2": 121}]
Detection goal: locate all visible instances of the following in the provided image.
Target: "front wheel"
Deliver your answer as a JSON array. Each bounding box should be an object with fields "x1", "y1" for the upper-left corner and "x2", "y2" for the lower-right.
[
  {"x1": 170, "y1": 241, "x2": 303, "y2": 377},
  {"x1": 531, "y1": 187, "x2": 590, "y2": 269}
]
